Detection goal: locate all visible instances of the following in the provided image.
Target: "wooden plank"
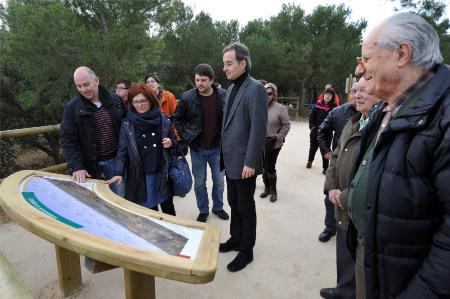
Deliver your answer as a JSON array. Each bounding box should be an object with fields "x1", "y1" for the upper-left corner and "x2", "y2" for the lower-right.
[
  {"x1": 0, "y1": 124, "x2": 60, "y2": 138},
  {"x1": 55, "y1": 245, "x2": 82, "y2": 297},
  {"x1": 84, "y1": 257, "x2": 118, "y2": 273},
  {"x1": 124, "y1": 269, "x2": 155, "y2": 299},
  {"x1": 0, "y1": 252, "x2": 33, "y2": 299}
]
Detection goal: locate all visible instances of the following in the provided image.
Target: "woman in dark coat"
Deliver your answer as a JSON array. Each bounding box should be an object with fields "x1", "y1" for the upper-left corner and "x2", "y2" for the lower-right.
[
  {"x1": 307, "y1": 88, "x2": 338, "y2": 173},
  {"x1": 106, "y1": 84, "x2": 180, "y2": 215}
]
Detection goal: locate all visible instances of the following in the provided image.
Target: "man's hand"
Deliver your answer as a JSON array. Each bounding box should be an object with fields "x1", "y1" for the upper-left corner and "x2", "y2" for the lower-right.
[
  {"x1": 241, "y1": 166, "x2": 255, "y2": 179},
  {"x1": 324, "y1": 152, "x2": 332, "y2": 160},
  {"x1": 328, "y1": 189, "x2": 342, "y2": 208},
  {"x1": 105, "y1": 176, "x2": 123, "y2": 185},
  {"x1": 72, "y1": 170, "x2": 91, "y2": 183}
]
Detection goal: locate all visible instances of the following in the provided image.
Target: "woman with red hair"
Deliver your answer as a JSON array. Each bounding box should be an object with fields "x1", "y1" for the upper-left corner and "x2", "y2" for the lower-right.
[{"x1": 106, "y1": 84, "x2": 181, "y2": 215}]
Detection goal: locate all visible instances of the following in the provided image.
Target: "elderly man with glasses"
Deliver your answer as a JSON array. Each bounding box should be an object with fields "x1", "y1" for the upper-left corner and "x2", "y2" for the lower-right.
[{"x1": 347, "y1": 13, "x2": 450, "y2": 299}]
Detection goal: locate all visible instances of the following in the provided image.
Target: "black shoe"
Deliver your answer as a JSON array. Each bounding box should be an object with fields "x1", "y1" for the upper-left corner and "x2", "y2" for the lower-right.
[
  {"x1": 260, "y1": 188, "x2": 271, "y2": 198},
  {"x1": 306, "y1": 161, "x2": 312, "y2": 168},
  {"x1": 318, "y1": 230, "x2": 336, "y2": 242},
  {"x1": 320, "y1": 287, "x2": 340, "y2": 299},
  {"x1": 219, "y1": 241, "x2": 239, "y2": 253},
  {"x1": 196, "y1": 212, "x2": 209, "y2": 223},
  {"x1": 227, "y1": 252, "x2": 253, "y2": 272},
  {"x1": 270, "y1": 192, "x2": 277, "y2": 202},
  {"x1": 212, "y1": 209, "x2": 229, "y2": 220}
]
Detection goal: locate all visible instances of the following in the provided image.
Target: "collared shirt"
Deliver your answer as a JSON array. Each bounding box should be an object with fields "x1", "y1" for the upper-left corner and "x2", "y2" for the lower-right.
[
  {"x1": 358, "y1": 115, "x2": 369, "y2": 131},
  {"x1": 375, "y1": 70, "x2": 434, "y2": 144}
]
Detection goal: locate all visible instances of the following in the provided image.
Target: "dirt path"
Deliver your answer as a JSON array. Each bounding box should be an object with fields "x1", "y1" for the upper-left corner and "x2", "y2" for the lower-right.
[{"x1": 0, "y1": 120, "x2": 336, "y2": 299}]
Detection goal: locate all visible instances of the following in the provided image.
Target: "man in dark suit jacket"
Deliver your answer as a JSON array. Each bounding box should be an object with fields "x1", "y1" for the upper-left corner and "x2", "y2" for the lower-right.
[{"x1": 219, "y1": 42, "x2": 268, "y2": 272}]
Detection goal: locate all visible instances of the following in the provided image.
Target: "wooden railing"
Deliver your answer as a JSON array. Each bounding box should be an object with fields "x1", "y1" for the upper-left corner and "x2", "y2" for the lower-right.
[{"x1": 0, "y1": 124, "x2": 67, "y2": 183}]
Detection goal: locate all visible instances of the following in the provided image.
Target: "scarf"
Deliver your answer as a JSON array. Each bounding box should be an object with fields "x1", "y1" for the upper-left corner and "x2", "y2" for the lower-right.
[
  {"x1": 127, "y1": 107, "x2": 161, "y2": 131},
  {"x1": 314, "y1": 100, "x2": 335, "y2": 112}
]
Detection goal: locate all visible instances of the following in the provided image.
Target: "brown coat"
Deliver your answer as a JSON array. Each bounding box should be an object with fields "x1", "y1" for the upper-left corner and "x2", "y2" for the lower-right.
[
  {"x1": 324, "y1": 112, "x2": 362, "y2": 229},
  {"x1": 266, "y1": 101, "x2": 290, "y2": 149}
]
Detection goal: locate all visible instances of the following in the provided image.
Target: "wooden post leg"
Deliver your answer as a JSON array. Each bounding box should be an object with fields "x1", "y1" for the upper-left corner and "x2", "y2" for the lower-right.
[
  {"x1": 55, "y1": 245, "x2": 82, "y2": 297},
  {"x1": 124, "y1": 269, "x2": 155, "y2": 299}
]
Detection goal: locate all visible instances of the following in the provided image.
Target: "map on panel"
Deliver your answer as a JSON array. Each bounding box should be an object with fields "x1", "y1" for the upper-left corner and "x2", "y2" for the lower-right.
[{"x1": 20, "y1": 175, "x2": 203, "y2": 259}]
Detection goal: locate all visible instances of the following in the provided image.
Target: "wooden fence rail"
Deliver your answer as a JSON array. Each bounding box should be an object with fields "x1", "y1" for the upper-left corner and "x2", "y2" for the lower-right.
[{"x1": 0, "y1": 124, "x2": 66, "y2": 183}]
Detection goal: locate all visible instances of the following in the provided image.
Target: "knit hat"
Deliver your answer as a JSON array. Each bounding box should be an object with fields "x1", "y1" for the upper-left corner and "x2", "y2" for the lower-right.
[{"x1": 265, "y1": 83, "x2": 278, "y2": 97}]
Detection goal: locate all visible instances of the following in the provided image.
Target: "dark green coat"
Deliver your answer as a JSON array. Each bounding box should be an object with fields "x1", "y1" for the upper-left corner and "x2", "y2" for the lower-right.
[{"x1": 324, "y1": 112, "x2": 362, "y2": 229}]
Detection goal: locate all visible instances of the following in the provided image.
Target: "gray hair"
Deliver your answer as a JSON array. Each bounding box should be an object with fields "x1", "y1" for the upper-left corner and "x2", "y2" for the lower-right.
[
  {"x1": 377, "y1": 12, "x2": 442, "y2": 70},
  {"x1": 223, "y1": 42, "x2": 251, "y2": 72}
]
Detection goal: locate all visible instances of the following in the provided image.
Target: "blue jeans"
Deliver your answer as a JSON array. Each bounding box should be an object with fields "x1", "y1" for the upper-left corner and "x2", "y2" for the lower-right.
[
  {"x1": 96, "y1": 158, "x2": 125, "y2": 197},
  {"x1": 140, "y1": 173, "x2": 165, "y2": 209},
  {"x1": 190, "y1": 147, "x2": 224, "y2": 213}
]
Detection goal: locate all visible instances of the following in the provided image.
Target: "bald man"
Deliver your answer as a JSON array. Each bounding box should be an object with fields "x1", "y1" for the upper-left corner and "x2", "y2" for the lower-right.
[{"x1": 60, "y1": 66, "x2": 126, "y2": 195}]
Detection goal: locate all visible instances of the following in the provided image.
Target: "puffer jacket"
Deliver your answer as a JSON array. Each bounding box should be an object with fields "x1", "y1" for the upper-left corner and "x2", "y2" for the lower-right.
[
  {"x1": 324, "y1": 112, "x2": 362, "y2": 229},
  {"x1": 351, "y1": 64, "x2": 450, "y2": 299},
  {"x1": 318, "y1": 103, "x2": 357, "y2": 154},
  {"x1": 173, "y1": 85, "x2": 226, "y2": 145}
]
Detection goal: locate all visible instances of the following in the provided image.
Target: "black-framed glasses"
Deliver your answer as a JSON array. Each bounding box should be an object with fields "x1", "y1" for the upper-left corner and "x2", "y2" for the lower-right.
[{"x1": 132, "y1": 99, "x2": 149, "y2": 105}]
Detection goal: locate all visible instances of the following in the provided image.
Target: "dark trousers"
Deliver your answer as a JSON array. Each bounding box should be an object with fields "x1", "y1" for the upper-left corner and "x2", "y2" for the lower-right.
[
  {"x1": 308, "y1": 130, "x2": 329, "y2": 169},
  {"x1": 355, "y1": 243, "x2": 365, "y2": 299},
  {"x1": 335, "y1": 225, "x2": 356, "y2": 299},
  {"x1": 324, "y1": 195, "x2": 336, "y2": 233},
  {"x1": 226, "y1": 176, "x2": 257, "y2": 254},
  {"x1": 263, "y1": 148, "x2": 281, "y2": 174},
  {"x1": 151, "y1": 194, "x2": 176, "y2": 216}
]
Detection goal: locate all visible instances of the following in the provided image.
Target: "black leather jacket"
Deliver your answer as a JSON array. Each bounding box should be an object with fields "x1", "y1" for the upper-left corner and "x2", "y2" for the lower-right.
[
  {"x1": 318, "y1": 103, "x2": 357, "y2": 154},
  {"x1": 173, "y1": 85, "x2": 226, "y2": 146}
]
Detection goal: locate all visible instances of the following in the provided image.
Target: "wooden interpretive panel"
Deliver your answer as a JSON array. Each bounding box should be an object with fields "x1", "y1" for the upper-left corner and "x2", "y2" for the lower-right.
[{"x1": 0, "y1": 170, "x2": 220, "y2": 298}]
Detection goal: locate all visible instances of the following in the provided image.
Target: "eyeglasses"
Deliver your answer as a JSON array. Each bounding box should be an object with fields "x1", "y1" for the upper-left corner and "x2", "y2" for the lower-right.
[
  {"x1": 356, "y1": 47, "x2": 382, "y2": 65},
  {"x1": 146, "y1": 79, "x2": 157, "y2": 84},
  {"x1": 351, "y1": 87, "x2": 367, "y2": 94},
  {"x1": 132, "y1": 99, "x2": 149, "y2": 105},
  {"x1": 267, "y1": 92, "x2": 273, "y2": 96}
]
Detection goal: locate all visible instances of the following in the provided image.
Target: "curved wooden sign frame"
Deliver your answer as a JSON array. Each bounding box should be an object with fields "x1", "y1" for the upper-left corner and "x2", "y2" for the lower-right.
[{"x1": 0, "y1": 170, "x2": 220, "y2": 298}]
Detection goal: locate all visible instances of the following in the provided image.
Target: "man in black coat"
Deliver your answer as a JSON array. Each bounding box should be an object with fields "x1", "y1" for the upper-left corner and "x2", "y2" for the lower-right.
[
  {"x1": 60, "y1": 66, "x2": 126, "y2": 195},
  {"x1": 349, "y1": 13, "x2": 450, "y2": 298},
  {"x1": 173, "y1": 64, "x2": 229, "y2": 223}
]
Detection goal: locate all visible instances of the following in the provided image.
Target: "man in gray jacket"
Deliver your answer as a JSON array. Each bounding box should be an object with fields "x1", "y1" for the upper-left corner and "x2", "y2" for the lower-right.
[{"x1": 219, "y1": 42, "x2": 268, "y2": 272}]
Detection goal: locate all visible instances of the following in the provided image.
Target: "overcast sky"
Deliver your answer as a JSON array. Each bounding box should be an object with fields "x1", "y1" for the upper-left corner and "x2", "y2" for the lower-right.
[{"x1": 181, "y1": 0, "x2": 402, "y2": 36}]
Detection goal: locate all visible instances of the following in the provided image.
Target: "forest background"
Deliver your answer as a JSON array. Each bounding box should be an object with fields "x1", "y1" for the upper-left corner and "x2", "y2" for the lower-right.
[{"x1": 0, "y1": 0, "x2": 449, "y2": 177}]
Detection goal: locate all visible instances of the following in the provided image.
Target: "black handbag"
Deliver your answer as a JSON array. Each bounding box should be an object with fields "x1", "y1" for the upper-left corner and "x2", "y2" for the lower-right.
[{"x1": 168, "y1": 154, "x2": 193, "y2": 196}]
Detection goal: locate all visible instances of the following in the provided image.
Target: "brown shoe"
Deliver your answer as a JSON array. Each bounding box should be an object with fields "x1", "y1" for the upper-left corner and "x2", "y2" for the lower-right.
[{"x1": 306, "y1": 161, "x2": 312, "y2": 168}]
